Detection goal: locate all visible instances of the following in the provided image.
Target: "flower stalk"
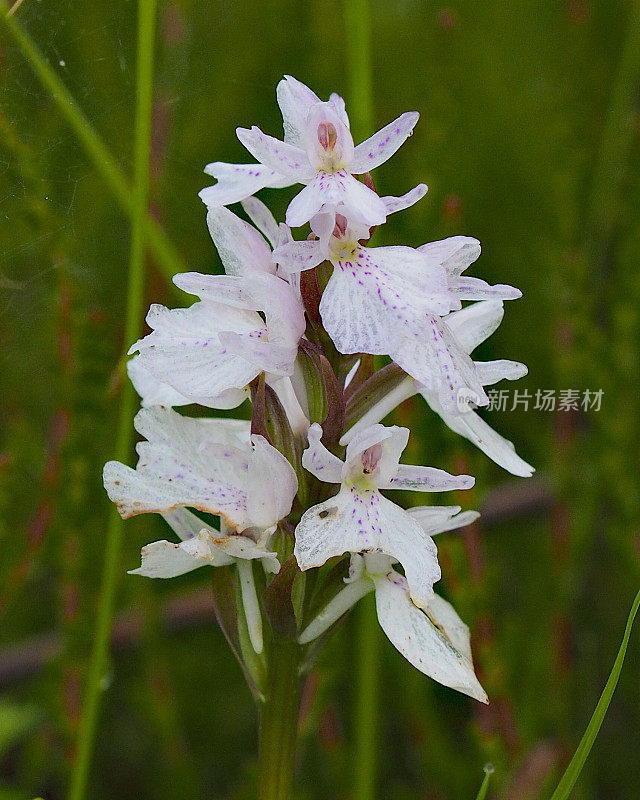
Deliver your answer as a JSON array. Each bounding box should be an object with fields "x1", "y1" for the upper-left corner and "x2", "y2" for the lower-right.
[{"x1": 256, "y1": 639, "x2": 302, "y2": 800}]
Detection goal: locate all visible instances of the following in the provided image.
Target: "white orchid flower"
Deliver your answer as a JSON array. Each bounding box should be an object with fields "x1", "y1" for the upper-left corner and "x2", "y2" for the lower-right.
[
  {"x1": 274, "y1": 212, "x2": 454, "y2": 348},
  {"x1": 299, "y1": 539, "x2": 487, "y2": 703},
  {"x1": 274, "y1": 213, "x2": 496, "y2": 413},
  {"x1": 103, "y1": 406, "x2": 297, "y2": 532},
  {"x1": 104, "y1": 407, "x2": 298, "y2": 654},
  {"x1": 200, "y1": 75, "x2": 421, "y2": 228},
  {"x1": 294, "y1": 423, "x2": 474, "y2": 611},
  {"x1": 128, "y1": 270, "x2": 305, "y2": 409}
]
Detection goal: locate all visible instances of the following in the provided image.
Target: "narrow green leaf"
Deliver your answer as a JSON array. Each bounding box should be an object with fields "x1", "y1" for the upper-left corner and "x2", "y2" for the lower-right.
[
  {"x1": 67, "y1": 3, "x2": 157, "y2": 799},
  {"x1": 549, "y1": 588, "x2": 640, "y2": 800}
]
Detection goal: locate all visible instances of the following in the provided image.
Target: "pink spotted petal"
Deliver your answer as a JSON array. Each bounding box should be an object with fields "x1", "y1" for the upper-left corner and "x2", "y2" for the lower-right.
[
  {"x1": 199, "y1": 162, "x2": 293, "y2": 207},
  {"x1": 381, "y1": 183, "x2": 428, "y2": 214},
  {"x1": 392, "y1": 315, "x2": 488, "y2": 413},
  {"x1": 103, "y1": 407, "x2": 252, "y2": 528},
  {"x1": 351, "y1": 111, "x2": 419, "y2": 173},
  {"x1": 236, "y1": 126, "x2": 313, "y2": 180}
]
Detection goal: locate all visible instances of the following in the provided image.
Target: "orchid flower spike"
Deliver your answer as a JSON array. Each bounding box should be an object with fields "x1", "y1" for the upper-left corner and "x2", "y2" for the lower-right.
[
  {"x1": 294, "y1": 423, "x2": 474, "y2": 611},
  {"x1": 200, "y1": 75, "x2": 422, "y2": 228}
]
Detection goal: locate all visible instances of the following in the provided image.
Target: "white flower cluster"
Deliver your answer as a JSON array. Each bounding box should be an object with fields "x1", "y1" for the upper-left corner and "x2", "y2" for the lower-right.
[{"x1": 104, "y1": 76, "x2": 533, "y2": 703}]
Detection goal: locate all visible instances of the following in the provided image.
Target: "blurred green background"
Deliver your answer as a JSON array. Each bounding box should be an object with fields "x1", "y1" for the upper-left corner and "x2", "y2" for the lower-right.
[{"x1": 1, "y1": 0, "x2": 639, "y2": 798}]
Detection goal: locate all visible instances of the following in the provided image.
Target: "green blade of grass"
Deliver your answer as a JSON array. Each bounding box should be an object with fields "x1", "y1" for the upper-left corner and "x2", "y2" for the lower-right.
[
  {"x1": 549, "y1": 587, "x2": 640, "y2": 800},
  {"x1": 343, "y1": 1, "x2": 380, "y2": 799},
  {"x1": 67, "y1": 2, "x2": 158, "y2": 799},
  {"x1": 0, "y1": 1, "x2": 186, "y2": 282}
]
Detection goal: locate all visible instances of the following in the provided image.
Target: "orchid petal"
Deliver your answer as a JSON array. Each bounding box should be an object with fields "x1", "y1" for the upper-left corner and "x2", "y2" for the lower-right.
[
  {"x1": 344, "y1": 424, "x2": 409, "y2": 486},
  {"x1": 449, "y1": 276, "x2": 522, "y2": 301},
  {"x1": 127, "y1": 356, "x2": 194, "y2": 408},
  {"x1": 285, "y1": 179, "x2": 327, "y2": 228},
  {"x1": 329, "y1": 92, "x2": 350, "y2": 128},
  {"x1": 206, "y1": 206, "x2": 275, "y2": 276},
  {"x1": 351, "y1": 111, "x2": 420, "y2": 173},
  {"x1": 174, "y1": 272, "x2": 305, "y2": 350},
  {"x1": 298, "y1": 576, "x2": 373, "y2": 644},
  {"x1": 301, "y1": 423, "x2": 344, "y2": 484},
  {"x1": 445, "y1": 300, "x2": 505, "y2": 354},
  {"x1": 381, "y1": 183, "x2": 428, "y2": 214},
  {"x1": 217, "y1": 331, "x2": 297, "y2": 376},
  {"x1": 246, "y1": 434, "x2": 298, "y2": 528},
  {"x1": 241, "y1": 196, "x2": 280, "y2": 248},
  {"x1": 129, "y1": 531, "x2": 233, "y2": 578},
  {"x1": 236, "y1": 126, "x2": 313, "y2": 180},
  {"x1": 131, "y1": 301, "x2": 263, "y2": 404},
  {"x1": 338, "y1": 172, "x2": 388, "y2": 225},
  {"x1": 237, "y1": 559, "x2": 264, "y2": 653},
  {"x1": 407, "y1": 506, "x2": 480, "y2": 536},
  {"x1": 161, "y1": 507, "x2": 217, "y2": 541},
  {"x1": 418, "y1": 236, "x2": 481, "y2": 276},
  {"x1": 103, "y1": 407, "x2": 252, "y2": 528},
  {"x1": 277, "y1": 75, "x2": 322, "y2": 146},
  {"x1": 320, "y1": 246, "x2": 451, "y2": 355},
  {"x1": 199, "y1": 162, "x2": 293, "y2": 207},
  {"x1": 421, "y1": 389, "x2": 535, "y2": 477},
  {"x1": 474, "y1": 359, "x2": 528, "y2": 385},
  {"x1": 372, "y1": 573, "x2": 487, "y2": 702},
  {"x1": 384, "y1": 465, "x2": 475, "y2": 492},
  {"x1": 272, "y1": 239, "x2": 325, "y2": 274},
  {"x1": 294, "y1": 489, "x2": 441, "y2": 610},
  {"x1": 392, "y1": 315, "x2": 488, "y2": 413}
]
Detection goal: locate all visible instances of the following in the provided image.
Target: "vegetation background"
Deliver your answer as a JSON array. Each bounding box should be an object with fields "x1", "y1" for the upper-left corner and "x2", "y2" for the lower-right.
[{"x1": 1, "y1": 0, "x2": 639, "y2": 798}]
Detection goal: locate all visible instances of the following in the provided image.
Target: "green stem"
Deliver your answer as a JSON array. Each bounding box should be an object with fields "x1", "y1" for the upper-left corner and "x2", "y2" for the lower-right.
[
  {"x1": 354, "y1": 593, "x2": 380, "y2": 800},
  {"x1": 256, "y1": 639, "x2": 302, "y2": 800},
  {"x1": 0, "y1": 2, "x2": 186, "y2": 282},
  {"x1": 67, "y1": 2, "x2": 157, "y2": 799}
]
